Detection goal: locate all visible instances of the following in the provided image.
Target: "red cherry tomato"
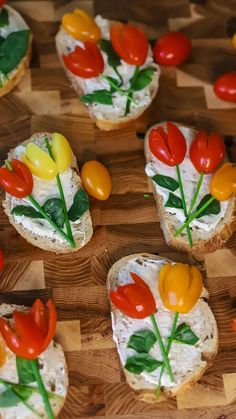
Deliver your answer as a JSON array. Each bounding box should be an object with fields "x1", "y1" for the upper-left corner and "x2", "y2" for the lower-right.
[
  {"x1": 0, "y1": 1, "x2": 5, "y2": 7},
  {"x1": 153, "y1": 31, "x2": 192, "y2": 66},
  {"x1": 190, "y1": 131, "x2": 225, "y2": 174},
  {"x1": 110, "y1": 23, "x2": 148, "y2": 65},
  {"x1": 63, "y1": 42, "x2": 104, "y2": 78},
  {"x1": 214, "y1": 72, "x2": 236, "y2": 103},
  {"x1": 0, "y1": 249, "x2": 4, "y2": 272}
]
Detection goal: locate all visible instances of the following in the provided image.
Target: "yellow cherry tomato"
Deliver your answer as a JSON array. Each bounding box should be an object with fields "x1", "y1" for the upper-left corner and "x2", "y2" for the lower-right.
[
  {"x1": 62, "y1": 8, "x2": 101, "y2": 42},
  {"x1": 210, "y1": 162, "x2": 236, "y2": 201},
  {"x1": 52, "y1": 133, "x2": 72, "y2": 174},
  {"x1": 0, "y1": 339, "x2": 6, "y2": 368},
  {"x1": 81, "y1": 160, "x2": 112, "y2": 200},
  {"x1": 158, "y1": 263, "x2": 203, "y2": 314},
  {"x1": 22, "y1": 143, "x2": 57, "y2": 180},
  {"x1": 232, "y1": 34, "x2": 236, "y2": 49}
]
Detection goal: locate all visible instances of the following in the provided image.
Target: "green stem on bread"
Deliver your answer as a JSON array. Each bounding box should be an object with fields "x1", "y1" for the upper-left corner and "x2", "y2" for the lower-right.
[
  {"x1": 176, "y1": 164, "x2": 193, "y2": 247},
  {"x1": 188, "y1": 172, "x2": 204, "y2": 214},
  {"x1": 150, "y1": 314, "x2": 174, "y2": 383},
  {"x1": 1, "y1": 380, "x2": 42, "y2": 418},
  {"x1": 0, "y1": 378, "x2": 63, "y2": 401},
  {"x1": 30, "y1": 359, "x2": 54, "y2": 419},
  {"x1": 44, "y1": 137, "x2": 76, "y2": 248},
  {"x1": 174, "y1": 195, "x2": 215, "y2": 237},
  {"x1": 125, "y1": 65, "x2": 140, "y2": 116},
  {"x1": 101, "y1": 74, "x2": 136, "y2": 104},
  {"x1": 156, "y1": 312, "x2": 179, "y2": 398}
]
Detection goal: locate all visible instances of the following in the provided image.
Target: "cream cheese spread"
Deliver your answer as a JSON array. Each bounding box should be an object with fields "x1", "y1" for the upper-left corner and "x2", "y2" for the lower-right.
[{"x1": 58, "y1": 15, "x2": 160, "y2": 120}]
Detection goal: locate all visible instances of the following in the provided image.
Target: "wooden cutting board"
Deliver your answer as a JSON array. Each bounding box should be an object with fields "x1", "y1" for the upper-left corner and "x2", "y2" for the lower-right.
[{"x1": 0, "y1": 0, "x2": 236, "y2": 417}]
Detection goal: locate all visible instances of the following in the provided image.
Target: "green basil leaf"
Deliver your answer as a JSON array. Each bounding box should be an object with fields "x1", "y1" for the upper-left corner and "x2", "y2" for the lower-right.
[
  {"x1": 68, "y1": 188, "x2": 89, "y2": 222},
  {"x1": 80, "y1": 89, "x2": 113, "y2": 105},
  {"x1": 12, "y1": 385, "x2": 33, "y2": 401},
  {"x1": 0, "y1": 30, "x2": 30, "y2": 74},
  {"x1": 11, "y1": 205, "x2": 44, "y2": 219},
  {"x1": 152, "y1": 174, "x2": 179, "y2": 192},
  {"x1": 127, "y1": 330, "x2": 156, "y2": 353},
  {"x1": 196, "y1": 194, "x2": 221, "y2": 218},
  {"x1": 16, "y1": 357, "x2": 35, "y2": 385},
  {"x1": 0, "y1": 388, "x2": 20, "y2": 407},
  {"x1": 173, "y1": 323, "x2": 199, "y2": 345},
  {"x1": 0, "y1": 35, "x2": 5, "y2": 47},
  {"x1": 43, "y1": 198, "x2": 65, "y2": 228},
  {"x1": 165, "y1": 192, "x2": 183, "y2": 209},
  {"x1": 99, "y1": 39, "x2": 121, "y2": 70},
  {"x1": 125, "y1": 353, "x2": 162, "y2": 374},
  {"x1": 130, "y1": 68, "x2": 155, "y2": 91},
  {"x1": 0, "y1": 8, "x2": 9, "y2": 28}
]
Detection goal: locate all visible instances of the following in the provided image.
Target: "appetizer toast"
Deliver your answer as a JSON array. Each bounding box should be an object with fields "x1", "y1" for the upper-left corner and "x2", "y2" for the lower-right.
[
  {"x1": 145, "y1": 122, "x2": 236, "y2": 253},
  {"x1": 55, "y1": 10, "x2": 160, "y2": 130},
  {"x1": 0, "y1": 4, "x2": 32, "y2": 96},
  {"x1": 2, "y1": 133, "x2": 93, "y2": 253},
  {"x1": 108, "y1": 253, "x2": 218, "y2": 402}
]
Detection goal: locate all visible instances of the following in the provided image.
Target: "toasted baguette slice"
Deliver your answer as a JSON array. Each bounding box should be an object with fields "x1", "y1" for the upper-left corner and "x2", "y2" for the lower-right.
[
  {"x1": 3, "y1": 133, "x2": 93, "y2": 254},
  {"x1": 145, "y1": 122, "x2": 236, "y2": 254},
  {"x1": 107, "y1": 253, "x2": 218, "y2": 403},
  {"x1": 0, "y1": 303, "x2": 68, "y2": 418},
  {"x1": 0, "y1": 5, "x2": 32, "y2": 97},
  {"x1": 55, "y1": 15, "x2": 160, "y2": 131}
]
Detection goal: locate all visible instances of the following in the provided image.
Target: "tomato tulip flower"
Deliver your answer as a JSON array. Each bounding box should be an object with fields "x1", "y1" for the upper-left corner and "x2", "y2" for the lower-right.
[
  {"x1": 62, "y1": 8, "x2": 101, "y2": 42},
  {"x1": 110, "y1": 23, "x2": 148, "y2": 65},
  {"x1": 110, "y1": 271, "x2": 174, "y2": 382},
  {"x1": 63, "y1": 42, "x2": 104, "y2": 78},
  {"x1": 188, "y1": 130, "x2": 225, "y2": 214},
  {"x1": 0, "y1": 159, "x2": 33, "y2": 199},
  {"x1": 0, "y1": 299, "x2": 56, "y2": 360}
]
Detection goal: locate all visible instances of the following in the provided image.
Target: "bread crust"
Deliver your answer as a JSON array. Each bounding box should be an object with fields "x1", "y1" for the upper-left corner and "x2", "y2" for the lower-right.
[
  {"x1": 55, "y1": 27, "x2": 159, "y2": 131},
  {"x1": 107, "y1": 253, "x2": 219, "y2": 403},
  {"x1": 2, "y1": 133, "x2": 93, "y2": 254},
  {"x1": 0, "y1": 6, "x2": 32, "y2": 97},
  {"x1": 144, "y1": 123, "x2": 236, "y2": 254}
]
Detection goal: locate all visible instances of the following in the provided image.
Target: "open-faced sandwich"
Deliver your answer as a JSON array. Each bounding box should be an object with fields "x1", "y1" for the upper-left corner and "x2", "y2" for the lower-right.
[
  {"x1": 0, "y1": 133, "x2": 93, "y2": 253},
  {"x1": 0, "y1": 298, "x2": 68, "y2": 418},
  {"x1": 108, "y1": 253, "x2": 218, "y2": 402},
  {"x1": 145, "y1": 122, "x2": 236, "y2": 253},
  {"x1": 0, "y1": 0, "x2": 32, "y2": 96},
  {"x1": 55, "y1": 8, "x2": 160, "y2": 130}
]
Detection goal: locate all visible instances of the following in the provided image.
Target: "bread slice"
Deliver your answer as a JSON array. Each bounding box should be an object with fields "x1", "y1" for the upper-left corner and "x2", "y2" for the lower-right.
[
  {"x1": 0, "y1": 303, "x2": 68, "y2": 418},
  {"x1": 55, "y1": 15, "x2": 160, "y2": 131},
  {"x1": 2, "y1": 133, "x2": 93, "y2": 254},
  {"x1": 0, "y1": 5, "x2": 32, "y2": 97},
  {"x1": 144, "y1": 122, "x2": 236, "y2": 254},
  {"x1": 107, "y1": 253, "x2": 218, "y2": 403}
]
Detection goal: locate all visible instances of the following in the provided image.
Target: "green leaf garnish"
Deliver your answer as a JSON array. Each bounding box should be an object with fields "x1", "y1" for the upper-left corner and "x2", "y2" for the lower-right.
[
  {"x1": 80, "y1": 89, "x2": 113, "y2": 105},
  {"x1": 165, "y1": 192, "x2": 183, "y2": 209},
  {"x1": 99, "y1": 39, "x2": 121, "y2": 71},
  {"x1": 130, "y1": 67, "x2": 155, "y2": 91},
  {"x1": 11, "y1": 205, "x2": 44, "y2": 219},
  {"x1": 16, "y1": 357, "x2": 35, "y2": 385},
  {"x1": 0, "y1": 8, "x2": 9, "y2": 28},
  {"x1": 196, "y1": 194, "x2": 221, "y2": 218},
  {"x1": 127, "y1": 330, "x2": 157, "y2": 353},
  {"x1": 173, "y1": 323, "x2": 199, "y2": 345},
  {"x1": 152, "y1": 174, "x2": 179, "y2": 192},
  {"x1": 125, "y1": 353, "x2": 162, "y2": 374},
  {"x1": 0, "y1": 388, "x2": 21, "y2": 407},
  {"x1": 0, "y1": 30, "x2": 30, "y2": 74},
  {"x1": 43, "y1": 198, "x2": 65, "y2": 228},
  {"x1": 68, "y1": 188, "x2": 90, "y2": 222},
  {"x1": 12, "y1": 385, "x2": 33, "y2": 401}
]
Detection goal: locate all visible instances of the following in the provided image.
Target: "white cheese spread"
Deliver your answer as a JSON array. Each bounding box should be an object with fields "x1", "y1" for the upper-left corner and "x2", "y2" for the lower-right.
[
  {"x1": 145, "y1": 124, "x2": 228, "y2": 235},
  {"x1": 111, "y1": 256, "x2": 217, "y2": 390},
  {"x1": 58, "y1": 15, "x2": 160, "y2": 120}
]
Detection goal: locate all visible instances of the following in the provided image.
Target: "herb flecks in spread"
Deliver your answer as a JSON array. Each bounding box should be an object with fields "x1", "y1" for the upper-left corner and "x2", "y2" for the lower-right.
[
  {"x1": 61, "y1": 8, "x2": 157, "y2": 117},
  {"x1": 0, "y1": 299, "x2": 58, "y2": 418}
]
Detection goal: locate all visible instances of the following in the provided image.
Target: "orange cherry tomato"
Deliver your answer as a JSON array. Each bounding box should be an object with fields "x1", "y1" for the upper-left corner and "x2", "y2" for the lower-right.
[
  {"x1": 153, "y1": 31, "x2": 192, "y2": 66},
  {"x1": 214, "y1": 72, "x2": 236, "y2": 103},
  {"x1": 0, "y1": 338, "x2": 6, "y2": 368},
  {"x1": 62, "y1": 8, "x2": 101, "y2": 42},
  {"x1": 81, "y1": 161, "x2": 112, "y2": 200}
]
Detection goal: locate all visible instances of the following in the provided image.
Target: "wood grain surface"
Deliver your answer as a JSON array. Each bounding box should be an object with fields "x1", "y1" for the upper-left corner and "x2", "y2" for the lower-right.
[{"x1": 0, "y1": 0, "x2": 236, "y2": 418}]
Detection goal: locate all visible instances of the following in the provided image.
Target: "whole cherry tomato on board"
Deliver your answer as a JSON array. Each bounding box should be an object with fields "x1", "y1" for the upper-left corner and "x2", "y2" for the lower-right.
[
  {"x1": 153, "y1": 31, "x2": 192, "y2": 66},
  {"x1": 81, "y1": 160, "x2": 112, "y2": 200},
  {"x1": 213, "y1": 72, "x2": 236, "y2": 103},
  {"x1": 0, "y1": 249, "x2": 4, "y2": 272},
  {"x1": 63, "y1": 42, "x2": 104, "y2": 78},
  {"x1": 110, "y1": 23, "x2": 148, "y2": 65}
]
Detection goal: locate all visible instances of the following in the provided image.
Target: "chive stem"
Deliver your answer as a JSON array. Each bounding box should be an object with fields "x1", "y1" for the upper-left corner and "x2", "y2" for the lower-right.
[
  {"x1": 188, "y1": 172, "x2": 204, "y2": 214},
  {"x1": 101, "y1": 74, "x2": 135, "y2": 103},
  {"x1": 30, "y1": 359, "x2": 54, "y2": 419},
  {"x1": 125, "y1": 65, "x2": 139, "y2": 115},
  {"x1": 174, "y1": 195, "x2": 215, "y2": 237},
  {"x1": 176, "y1": 165, "x2": 193, "y2": 247},
  {"x1": 0, "y1": 378, "x2": 63, "y2": 400},
  {"x1": 150, "y1": 313, "x2": 174, "y2": 382},
  {"x1": 1, "y1": 380, "x2": 42, "y2": 417}
]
